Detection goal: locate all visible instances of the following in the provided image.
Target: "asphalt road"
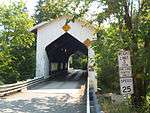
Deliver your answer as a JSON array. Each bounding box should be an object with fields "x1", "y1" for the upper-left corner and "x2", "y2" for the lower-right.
[{"x1": 0, "y1": 80, "x2": 86, "y2": 113}]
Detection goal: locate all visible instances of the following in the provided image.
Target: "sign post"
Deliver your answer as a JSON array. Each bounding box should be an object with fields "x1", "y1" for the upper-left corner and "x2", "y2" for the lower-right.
[{"x1": 118, "y1": 50, "x2": 134, "y2": 95}]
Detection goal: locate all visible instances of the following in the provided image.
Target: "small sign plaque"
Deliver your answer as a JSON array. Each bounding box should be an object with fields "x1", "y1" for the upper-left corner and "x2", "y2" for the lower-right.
[
  {"x1": 118, "y1": 50, "x2": 131, "y2": 67},
  {"x1": 62, "y1": 24, "x2": 71, "y2": 32},
  {"x1": 119, "y1": 66, "x2": 132, "y2": 77},
  {"x1": 120, "y1": 77, "x2": 134, "y2": 95},
  {"x1": 118, "y1": 50, "x2": 132, "y2": 77}
]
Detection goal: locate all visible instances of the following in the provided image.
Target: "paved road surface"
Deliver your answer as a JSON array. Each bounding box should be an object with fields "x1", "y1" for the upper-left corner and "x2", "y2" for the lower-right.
[{"x1": 0, "y1": 80, "x2": 86, "y2": 113}]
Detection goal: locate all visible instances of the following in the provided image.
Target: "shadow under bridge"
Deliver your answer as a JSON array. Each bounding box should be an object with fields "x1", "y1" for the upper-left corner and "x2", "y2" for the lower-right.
[{"x1": 45, "y1": 32, "x2": 88, "y2": 80}]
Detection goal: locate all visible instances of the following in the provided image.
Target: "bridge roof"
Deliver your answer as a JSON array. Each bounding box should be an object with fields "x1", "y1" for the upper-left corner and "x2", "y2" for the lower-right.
[{"x1": 30, "y1": 15, "x2": 96, "y2": 34}]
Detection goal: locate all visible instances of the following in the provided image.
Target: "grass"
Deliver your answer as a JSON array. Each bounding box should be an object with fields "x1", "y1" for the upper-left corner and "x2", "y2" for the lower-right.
[
  {"x1": 98, "y1": 95, "x2": 150, "y2": 113},
  {"x1": 0, "y1": 80, "x2": 4, "y2": 85}
]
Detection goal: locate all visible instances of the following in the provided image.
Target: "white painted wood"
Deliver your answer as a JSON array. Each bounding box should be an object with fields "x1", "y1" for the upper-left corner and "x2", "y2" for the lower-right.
[{"x1": 88, "y1": 47, "x2": 97, "y2": 92}]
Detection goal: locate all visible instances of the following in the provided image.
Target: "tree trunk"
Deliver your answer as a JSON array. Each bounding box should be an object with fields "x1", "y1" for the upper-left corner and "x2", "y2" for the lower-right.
[{"x1": 123, "y1": 0, "x2": 144, "y2": 108}]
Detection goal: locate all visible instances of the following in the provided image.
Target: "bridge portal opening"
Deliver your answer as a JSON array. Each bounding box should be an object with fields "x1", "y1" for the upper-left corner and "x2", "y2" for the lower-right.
[
  {"x1": 68, "y1": 53, "x2": 88, "y2": 70},
  {"x1": 45, "y1": 32, "x2": 88, "y2": 77}
]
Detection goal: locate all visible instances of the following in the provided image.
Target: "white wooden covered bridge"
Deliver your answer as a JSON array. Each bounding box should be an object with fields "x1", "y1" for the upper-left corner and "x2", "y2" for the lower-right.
[{"x1": 31, "y1": 16, "x2": 97, "y2": 88}]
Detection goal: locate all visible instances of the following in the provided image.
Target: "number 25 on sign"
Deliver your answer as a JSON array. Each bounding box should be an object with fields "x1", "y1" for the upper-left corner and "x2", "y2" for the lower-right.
[{"x1": 120, "y1": 77, "x2": 134, "y2": 95}]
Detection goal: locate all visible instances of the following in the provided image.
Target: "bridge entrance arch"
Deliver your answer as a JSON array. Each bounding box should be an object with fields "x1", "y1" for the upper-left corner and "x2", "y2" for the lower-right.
[{"x1": 45, "y1": 32, "x2": 88, "y2": 75}]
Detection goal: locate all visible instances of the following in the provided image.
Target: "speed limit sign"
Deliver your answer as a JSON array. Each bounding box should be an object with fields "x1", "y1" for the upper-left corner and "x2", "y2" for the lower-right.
[
  {"x1": 118, "y1": 50, "x2": 134, "y2": 95},
  {"x1": 120, "y1": 77, "x2": 134, "y2": 95}
]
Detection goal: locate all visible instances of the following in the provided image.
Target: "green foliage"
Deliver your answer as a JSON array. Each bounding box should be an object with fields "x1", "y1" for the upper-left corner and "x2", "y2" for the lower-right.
[
  {"x1": 92, "y1": 0, "x2": 150, "y2": 110},
  {"x1": 35, "y1": 0, "x2": 71, "y2": 23},
  {"x1": 81, "y1": 1, "x2": 150, "y2": 111},
  {"x1": 98, "y1": 96, "x2": 137, "y2": 113},
  {"x1": 93, "y1": 26, "x2": 124, "y2": 93},
  {"x1": 0, "y1": 80, "x2": 4, "y2": 85},
  {"x1": 0, "y1": 1, "x2": 35, "y2": 84},
  {"x1": 70, "y1": 54, "x2": 87, "y2": 70},
  {"x1": 34, "y1": 0, "x2": 91, "y2": 23}
]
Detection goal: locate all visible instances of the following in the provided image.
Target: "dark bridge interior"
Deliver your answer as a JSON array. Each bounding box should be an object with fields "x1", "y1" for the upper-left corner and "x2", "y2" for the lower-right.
[{"x1": 45, "y1": 32, "x2": 88, "y2": 76}]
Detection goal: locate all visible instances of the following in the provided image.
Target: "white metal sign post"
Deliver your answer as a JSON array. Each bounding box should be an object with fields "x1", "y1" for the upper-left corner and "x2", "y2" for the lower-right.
[{"x1": 118, "y1": 50, "x2": 134, "y2": 95}]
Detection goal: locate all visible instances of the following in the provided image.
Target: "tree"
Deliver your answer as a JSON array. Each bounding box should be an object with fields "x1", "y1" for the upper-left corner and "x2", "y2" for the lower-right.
[
  {"x1": 0, "y1": 1, "x2": 35, "y2": 84},
  {"x1": 91, "y1": 0, "x2": 150, "y2": 109},
  {"x1": 69, "y1": 54, "x2": 88, "y2": 70},
  {"x1": 34, "y1": 0, "x2": 91, "y2": 23}
]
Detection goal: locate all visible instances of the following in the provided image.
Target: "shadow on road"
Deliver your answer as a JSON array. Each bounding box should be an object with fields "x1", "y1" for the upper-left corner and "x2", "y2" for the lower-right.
[{"x1": 0, "y1": 93, "x2": 86, "y2": 113}]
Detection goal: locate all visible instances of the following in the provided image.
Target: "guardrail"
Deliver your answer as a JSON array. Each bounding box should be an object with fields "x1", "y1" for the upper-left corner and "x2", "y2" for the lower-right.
[
  {"x1": 86, "y1": 76, "x2": 102, "y2": 113},
  {"x1": 87, "y1": 76, "x2": 90, "y2": 113},
  {"x1": 0, "y1": 77, "x2": 45, "y2": 97},
  {"x1": 89, "y1": 88, "x2": 101, "y2": 113}
]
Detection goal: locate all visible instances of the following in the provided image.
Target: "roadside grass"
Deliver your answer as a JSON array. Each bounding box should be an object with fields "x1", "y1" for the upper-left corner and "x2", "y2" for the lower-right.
[
  {"x1": 0, "y1": 80, "x2": 4, "y2": 85},
  {"x1": 97, "y1": 95, "x2": 150, "y2": 113}
]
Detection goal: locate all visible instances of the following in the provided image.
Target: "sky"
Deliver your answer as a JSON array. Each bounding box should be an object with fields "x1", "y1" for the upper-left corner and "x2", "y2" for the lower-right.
[
  {"x1": 0, "y1": 0, "x2": 109, "y2": 26},
  {"x1": 0, "y1": 0, "x2": 38, "y2": 16},
  {"x1": 23, "y1": 0, "x2": 38, "y2": 15},
  {"x1": 0, "y1": 0, "x2": 139, "y2": 18},
  {"x1": 0, "y1": 0, "x2": 103, "y2": 17}
]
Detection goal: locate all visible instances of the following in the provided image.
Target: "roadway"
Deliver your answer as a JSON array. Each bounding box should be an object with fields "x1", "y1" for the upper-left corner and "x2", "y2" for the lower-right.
[{"x1": 0, "y1": 73, "x2": 86, "y2": 113}]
